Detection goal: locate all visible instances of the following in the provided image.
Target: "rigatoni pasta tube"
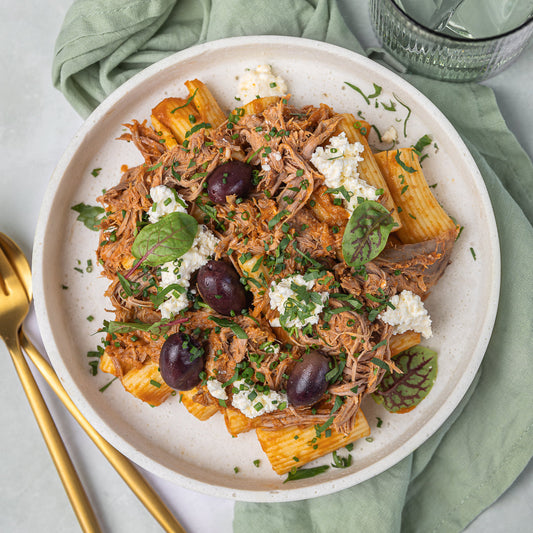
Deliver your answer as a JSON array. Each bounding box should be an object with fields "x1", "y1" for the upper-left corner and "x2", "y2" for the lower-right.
[
  {"x1": 256, "y1": 409, "x2": 370, "y2": 475},
  {"x1": 390, "y1": 331, "x2": 421, "y2": 356},
  {"x1": 224, "y1": 407, "x2": 261, "y2": 436},
  {"x1": 121, "y1": 361, "x2": 173, "y2": 406},
  {"x1": 151, "y1": 97, "x2": 200, "y2": 144},
  {"x1": 185, "y1": 79, "x2": 227, "y2": 128},
  {"x1": 241, "y1": 96, "x2": 281, "y2": 116},
  {"x1": 375, "y1": 148, "x2": 457, "y2": 243},
  {"x1": 180, "y1": 388, "x2": 219, "y2": 421},
  {"x1": 150, "y1": 115, "x2": 178, "y2": 150}
]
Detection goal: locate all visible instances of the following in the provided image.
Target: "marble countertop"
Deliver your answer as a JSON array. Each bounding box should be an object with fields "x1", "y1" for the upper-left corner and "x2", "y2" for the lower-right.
[{"x1": 0, "y1": 1, "x2": 531, "y2": 531}]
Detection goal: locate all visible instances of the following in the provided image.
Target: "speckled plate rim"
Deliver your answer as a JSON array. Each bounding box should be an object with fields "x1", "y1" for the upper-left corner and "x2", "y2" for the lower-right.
[{"x1": 33, "y1": 36, "x2": 500, "y2": 502}]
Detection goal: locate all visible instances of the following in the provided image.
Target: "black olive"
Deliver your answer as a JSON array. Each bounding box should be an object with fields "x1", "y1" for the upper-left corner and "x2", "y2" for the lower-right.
[
  {"x1": 197, "y1": 260, "x2": 248, "y2": 316},
  {"x1": 287, "y1": 350, "x2": 330, "y2": 407},
  {"x1": 206, "y1": 161, "x2": 253, "y2": 204},
  {"x1": 159, "y1": 333, "x2": 205, "y2": 390}
]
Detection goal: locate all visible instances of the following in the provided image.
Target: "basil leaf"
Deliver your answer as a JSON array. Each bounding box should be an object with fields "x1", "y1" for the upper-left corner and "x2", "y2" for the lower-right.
[
  {"x1": 372, "y1": 345, "x2": 438, "y2": 413},
  {"x1": 131, "y1": 211, "x2": 198, "y2": 267},
  {"x1": 342, "y1": 200, "x2": 395, "y2": 269},
  {"x1": 71, "y1": 203, "x2": 105, "y2": 231},
  {"x1": 105, "y1": 320, "x2": 171, "y2": 335},
  {"x1": 284, "y1": 465, "x2": 329, "y2": 483},
  {"x1": 209, "y1": 316, "x2": 248, "y2": 339}
]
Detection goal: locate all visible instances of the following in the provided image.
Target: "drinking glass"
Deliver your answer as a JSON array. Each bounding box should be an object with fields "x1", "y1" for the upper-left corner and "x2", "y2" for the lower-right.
[{"x1": 369, "y1": 0, "x2": 533, "y2": 81}]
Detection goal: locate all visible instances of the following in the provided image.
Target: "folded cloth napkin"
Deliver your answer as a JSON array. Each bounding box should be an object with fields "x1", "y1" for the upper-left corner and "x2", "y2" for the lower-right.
[{"x1": 52, "y1": 1, "x2": 533, "y2": 531}]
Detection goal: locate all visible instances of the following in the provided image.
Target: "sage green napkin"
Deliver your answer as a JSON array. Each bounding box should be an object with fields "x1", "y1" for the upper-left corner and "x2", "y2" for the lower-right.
[{"x1": 52, "y1": 1, "x2": 533, "y2": 531}]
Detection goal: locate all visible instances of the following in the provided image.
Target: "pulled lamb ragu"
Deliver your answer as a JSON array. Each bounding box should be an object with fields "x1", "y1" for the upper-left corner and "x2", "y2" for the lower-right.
[{"x1": 96, "y1": 96, "x2": 455, "y2": 436}]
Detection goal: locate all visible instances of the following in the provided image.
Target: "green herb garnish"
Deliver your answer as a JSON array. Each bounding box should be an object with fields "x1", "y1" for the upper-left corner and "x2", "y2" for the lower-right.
[
  {"x1": 394, "y1": 150, "x2": 416, "y2": 173},
  {"x1": 208, "y1": 316, "x2": 248, "y2": 339},
  {"x1": 284, "y1": 465, "x2": 330, "y2": 483},
  {"x1": 170, "y1": 89, "x2": 198, "y2": 113},
  {"x1": 331, "y1": 450, "x2": 352, "y2": 468},
  {"x1": 393, "y1": 93, "x2": 411, "y2": 137},
  {"x1": 412, "y1": 134, "x2": 432, "y2": 154}
]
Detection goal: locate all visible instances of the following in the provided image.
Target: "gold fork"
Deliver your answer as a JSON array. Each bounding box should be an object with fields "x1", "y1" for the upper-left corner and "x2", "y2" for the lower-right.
[
  {"x1": 0, "y1": 245, "x2": 101, "y2": 532},
  {"x1": 0, "y1": 233, "x2": 186, "y2": 533}
]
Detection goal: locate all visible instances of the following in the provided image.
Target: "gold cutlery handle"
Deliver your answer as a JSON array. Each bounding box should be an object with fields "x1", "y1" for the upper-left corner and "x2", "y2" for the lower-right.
[
  {"x1": 20, "y1": 331, "x2": 186, "y2": 533},
  {"x1": 6, "y1": 333, "x2": 101, "y2": 533}
]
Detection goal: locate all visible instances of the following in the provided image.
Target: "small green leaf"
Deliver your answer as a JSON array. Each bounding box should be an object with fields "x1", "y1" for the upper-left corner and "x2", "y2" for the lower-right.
[
  {"x1": 284, "y1": 465, "x2": 329, "y2": 483},
  {"x1": 103, "y1": 317, "x2": 187, "y2": 337},
  {"x1": 372, "y1": 345, "x2": 438, "y2": 413},
  {"x1": 71, "y1": 203, "x2": 105, "y2": 231},
  {"x1": 342, "y1": 200, "x2": 395, "y2": 269},
  {"x1": 208, "y1": 316, "x2": 248, "y2": 339},
  {"x1": 412, "y1": 134, "x2": 432, "y2": 154},
  {"x1": 131, "y1": 211, "x2": 198, "y2": 267}
]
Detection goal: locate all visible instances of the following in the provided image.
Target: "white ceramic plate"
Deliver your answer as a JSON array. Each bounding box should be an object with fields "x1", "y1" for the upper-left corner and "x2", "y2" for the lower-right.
[{"x1": 34, "y1": 36, "x2": 500, "y2": 502}]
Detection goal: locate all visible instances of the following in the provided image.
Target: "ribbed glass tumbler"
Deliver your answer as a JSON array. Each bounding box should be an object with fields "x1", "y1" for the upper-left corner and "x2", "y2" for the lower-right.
[{"x1": 369, "y1": 0, "x2": 533, "y2": 82}]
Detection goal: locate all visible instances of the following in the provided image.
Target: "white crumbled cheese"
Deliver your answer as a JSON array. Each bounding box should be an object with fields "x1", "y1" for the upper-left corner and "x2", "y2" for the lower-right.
[
  {"x1": 148, "y1": 185, "x2": 187, "y2": 223},
  {"x1": 269, "y1": 274, "x2": 329, "y2": 329},
  {"x1": 206, "y1": 379, "x2": 228, "y2": 401},
  {"x1": 310, "y1": 132, "x2": 378, "y2": 212},
  {"x1": 381, "y1": 125, "x2": 398, "y2": 144},
  {"x1": 379, "y1": 290, "x2": 432, "y2": 339},
  {"x1": 231, "y1": 380, "x2": 287, "y2": 419},
  {"x1": 158, "y1": 291, "x2": 189, "y2": 320},
  {"x1": 158, "y1": 225, "x2": 219, "y2": 318},
  {"x1": 261, "y1": 163, "x2": 271, "y2": 172},
  {"x1": 237, "y1": 64, "x2": 288, "y2": 103}
]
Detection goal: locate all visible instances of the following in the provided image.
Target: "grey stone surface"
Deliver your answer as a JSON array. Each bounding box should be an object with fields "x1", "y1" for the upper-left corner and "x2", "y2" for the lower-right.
[{"x1": 0, "y1": 1, "x2": 530, "y2": 531}]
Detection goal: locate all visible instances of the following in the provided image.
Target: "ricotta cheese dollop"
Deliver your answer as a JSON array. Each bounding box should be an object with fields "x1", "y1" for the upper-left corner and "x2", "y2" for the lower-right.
[
  {"x1": 310, "y1": 132, "x2": 378, "y2": 212},
  {"x1": 269, "y1": 274, "x2": 329, "y2": 329},
  {"x1": 206, "y1": 379, "x2": 228, "y2": 401},
  {"x1": 231, "y1": 379, "x2": 287, "y2": 419},
  {"x1": 237, "y1": 64, "x2": 288, "y2": 103},
  {"x1": 378, "y1": 290, "x2": 432, "y2": 339},
  {"x1": 148, "y1": 185, "x2": 188, "y2": 223},
  {"x1": 158, "y1": 225, "x2": 219, "y2": 319}
]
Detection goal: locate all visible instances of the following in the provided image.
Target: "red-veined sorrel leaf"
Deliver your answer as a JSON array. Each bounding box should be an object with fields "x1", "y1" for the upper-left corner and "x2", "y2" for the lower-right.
[
  {"x1": 372, "y1": 345, "x2": 437, "y2": 413},
  {"x1": 342, "y1": 200, "x2": 395, "y2": 268}
]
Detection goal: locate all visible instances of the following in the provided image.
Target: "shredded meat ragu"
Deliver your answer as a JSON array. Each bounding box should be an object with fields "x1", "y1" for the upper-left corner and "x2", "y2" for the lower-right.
[{"x1": 97, "y1": 99, "x2": 453, "y2": 434}]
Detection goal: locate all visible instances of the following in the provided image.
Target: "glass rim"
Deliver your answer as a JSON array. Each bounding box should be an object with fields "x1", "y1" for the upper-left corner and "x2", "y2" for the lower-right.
[{"x1": 386, "y1": 0, "x2": 533, "y2": 43}]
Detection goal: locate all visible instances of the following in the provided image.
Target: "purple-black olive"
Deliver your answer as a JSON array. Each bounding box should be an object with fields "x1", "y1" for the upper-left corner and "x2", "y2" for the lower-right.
[
  {"x1": 197, "y1": 260, "x2": 248, "y2": 316},
  {"x1": 159, "y1": 333, "x2": 205, "y2": 391},
  {"x1": 287, "y1": 350, "x2": 330, "y2": 407},
  {"x1": 206, "y1": 161, "x2": 253, "y2": 204}
]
